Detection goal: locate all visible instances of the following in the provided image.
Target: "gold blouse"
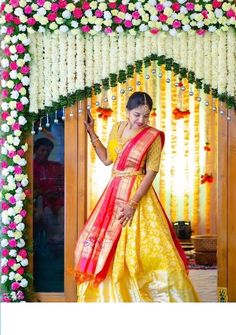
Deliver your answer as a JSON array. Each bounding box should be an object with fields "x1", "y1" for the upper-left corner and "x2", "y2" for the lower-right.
[{"x1": 107, "y1": 121, "x2": 163, "y2": 172}]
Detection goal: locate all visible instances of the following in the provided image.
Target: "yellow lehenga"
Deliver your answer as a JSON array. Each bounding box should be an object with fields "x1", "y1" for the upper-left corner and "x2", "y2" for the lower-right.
[{"x1": 76, "y1": 122, "x2": 200, "y2": 302}]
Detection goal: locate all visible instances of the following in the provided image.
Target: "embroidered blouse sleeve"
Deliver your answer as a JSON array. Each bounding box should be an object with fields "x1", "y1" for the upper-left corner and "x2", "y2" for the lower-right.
[
  {"x1": 107, "y1": 122, "x2": 120, "y2": 162},
  {"x1": 145, "y1": 135, "x2": 163, "y2": 172}
]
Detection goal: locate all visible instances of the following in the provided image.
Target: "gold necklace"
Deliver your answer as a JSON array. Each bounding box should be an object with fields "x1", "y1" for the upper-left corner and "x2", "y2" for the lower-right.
[{"x1": 115, "y1": 123, "x2": 146, "y2": 154}]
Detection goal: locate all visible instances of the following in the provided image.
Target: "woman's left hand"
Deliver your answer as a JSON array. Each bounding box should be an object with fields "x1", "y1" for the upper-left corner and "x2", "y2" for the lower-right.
[{"x1": 118, "y1": 205, "x2": 135, "y2": 227}]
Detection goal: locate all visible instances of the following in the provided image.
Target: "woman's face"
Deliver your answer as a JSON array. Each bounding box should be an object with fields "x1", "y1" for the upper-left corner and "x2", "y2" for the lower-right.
[{"x1": 127, "y1": 106, "x2": 150, "y2": 130}]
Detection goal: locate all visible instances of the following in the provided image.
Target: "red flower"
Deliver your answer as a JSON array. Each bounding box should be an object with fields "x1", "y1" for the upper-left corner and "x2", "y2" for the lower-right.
[
  {"x1": 118, "y1": 4, "x2": 127, "y2": 13},
  {"x1": 172, "y1": 3, "x2": 180, "y2": 12},
  {"x1": 150, "y1": 28, "x2": 159, "y2": 35},
  {"x1": 82, "y1": 2, "x2": 90, "y2": 10},
  {"x1": 212, "y1": 0, "x2": 222, "y2": 9},
  {"x1": 5, "y1": 13, "x2": 14, "y2": 22},
  {"x1": 47, "y1": 12, "x2": 57, "y2": 21},
  {"x1": 159, "y1": 13, "x2": 168, "y2": 22},
  {"x1": 24, "y1": 5, "x2": 32, "y2": 14},
  {"x1": 16, "y1": 44, "x2": 26, "y2": 54},
  {"x1": 226, "y1": 9, "x2": 235, "y2": 18},
  {"x1": 27, "y1": 17, "x2": 36, "y2": 26},
  {"x1": 73, "y1": 8, "x2": 83, "y2": 19},
  {"x1": 2, "y1": 71, "x2": 10, "y2": 80},
  {"x1": 10, "y1": 61, "x2": 18, "y2": 70},
  {"x1": 108, "y1": 2, "x2": 117, "y2": 9}
]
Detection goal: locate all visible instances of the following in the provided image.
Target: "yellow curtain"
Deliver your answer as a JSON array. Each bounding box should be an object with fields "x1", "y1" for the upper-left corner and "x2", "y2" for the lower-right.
[{"x1": 87, "y1": 66, "x2": 218, "y2": 235}]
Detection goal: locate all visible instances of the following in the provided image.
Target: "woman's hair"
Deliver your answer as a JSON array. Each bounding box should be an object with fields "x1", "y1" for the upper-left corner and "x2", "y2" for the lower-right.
[
  {"x1": 34, "y1": 137, "x2": 54, "y2": 151},
  {"x1": 126, "y1": 92, "x2": 153, "y2": 111}
]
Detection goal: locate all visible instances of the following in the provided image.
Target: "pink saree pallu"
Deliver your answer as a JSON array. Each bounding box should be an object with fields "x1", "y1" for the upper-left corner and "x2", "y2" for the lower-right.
[{"x1": 74, "y1": 127, "x2": 162, "y2": 286}]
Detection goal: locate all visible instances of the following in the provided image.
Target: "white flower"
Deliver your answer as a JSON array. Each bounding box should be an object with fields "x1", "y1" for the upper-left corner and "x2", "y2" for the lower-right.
[
  {"x1": 1, "y1": 102, "x2": 9, "y2": 111},
  {"x1": 18, "y1": 116, "x2": 27, "y2": 125},
  {"x1": 9, "y1": 272, "x2": 15, "y2": 281},
  {"x1": 21, "y1": 76, "x2": 30, "y2": 86},
  {"x1": 1, "y1": 80, "x2": 7, "y2": 87},
  {"x1": 14, "y1": 215, "x2": 23, "y2": 224},
  {"x1": 163, "y1": 1, "x2": 172, "y2": 8},
  {"x1": 1, "y1": 26, "x2": 7, "y2": 34},
  {"x1": 71, "y1": 20, "x2": 79, "y2": 28},
  {"x1": 38, "y1": 26, "x2": 46, "y2": 33},
  {"x1": 1, "y1": 239, "x2": 8, "y2": 247},
  {"x1": 215, "y1": 8, "x2": 223, "y2": 18},
  {"x1": 12, "y1": 263, "x2": 21, "y2": 272},
  {"x1": 104, "y1": 11, "x2": 112, "y2": 20},
  {"x1": 17, "y1": 223, "x2": 25, "y2": 231},
  {"x1": 62, "y1": 10, "x2": 71, "y2": 19},
  {"x1": 183, "y1": 24, "x2": 191, "y2": 32},
  {"x1": 7, "y1": 81, "x2": 14, "y2": 89},
  {"x1": 15, "y1": 8, "x2": 24, "y2": 17},
  {"x1": 21, "y1": 97, "x2": 29, "y2": 105},
  {"x1": 196, "y1": 21, "x2": 204, "y2": 28},
  {"x1": 162, "y1": 24, "x2": 169, "y2": 31},
  {"x1": 85, "y1": 9, "x2": 93, "y2": 17},
  {"x1": 22, "y1": 38, "x2": 30, "y2": 46},
  {"x1": 139, "y1": 24, "x2": 148, "y2": 32},
  {"x1": 16, "y1": 255, "x2": 23, "y2": 262},
  {"x1": 1, "y1": 258, "x2": 8, "y2": 266},
  {"x1": 9, "y1": 45, "x2": 16, "y2": 54},
  {"x1": 94, "y1": 25, "x2": 102, "y2": 32},
  {"x1": 17, "y1": 239, "x2": 25, "y2": 248},
  {"x1": 1, "y1": 58, "x2": 9, "y2": 68},
  {"x1": 1, "y1": 275, "x2": 8, "y2": 284},
  {"x1": 14, "y1": 130, "x2": 22, "y2": 137},
  {"x1": 20, "y1": 278, "x2": 28, "y2": 288},
  {"x1": 169, "y1": 28, "x2": 177, "y2": 36},
  {"x1": 11, "y1": 91, "x2": 20, "y2": 100},
  {"x1": 14, "y1": 231, "x2": 23, "y2": 240},
  {"x1": 21, "y1": 259, "x2": 28, "y2": 267},
  {"x1": 9, "y1": 249, "x2": 17, "y2": 257},
  {"x1": 1, "y1": 124, "x2": 10, "y2": 133},
  {"x1": 8, "y1": 231, "x2": 15, "y2": 238},
  {"x1": 14, "y1": 273, "x2": 23, "y2": 281},
  {"x1": 37, "y1": 7, "x2": 47, "y2": 16},
  {"x1": 19, "y1": 24, "x2": 27, "y2": 32},
  {"x1": 59, "y1": 25, "x2": 69, "y2": 33},
  {"x1": 11, "y1": 292, "x2": 17, "y2": 301},
  {"x1": 116, "y1": 26, "x2": 124, "y2": 33}
]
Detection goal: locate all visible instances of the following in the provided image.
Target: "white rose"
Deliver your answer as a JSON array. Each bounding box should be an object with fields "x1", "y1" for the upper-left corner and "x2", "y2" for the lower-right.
[
  {"x1": 1, "y1": 239, "x2": 8, "y2": 247},
  {"x1": 16, "y1": 255, "x2": 23, "y2": 262},
  {"x1": 21, "y1": 178, "x2": 29, "y2": 187},
  {"x1": 16, "y1": 187, "x2": 24, "y2": 193},
  {"x1": 22, "y1": 38, "x2": 30, "y2": 46},
  {"x1": 21, "y1": 76, "x2": 30, "y2": 86},
  {"x1": 8, "y1": 182, "x2": 17, "y2": 191},
  {"x1": 1, "y1": 258, "x2": 8, "y2": 266},
  {"x1": 11, "y1": 91, "x2": 20, "y2": 100},
  {"x1": 9, "y1": 249, "x2": 17, "y2": 257},
  {"x1": 7, "y1": 81, "x2": 14, "y2": 89},
  {"x1": 21, "y1": 97, "x2": 29, "y2": 105},
  {"x1": 59, "y1": 25, "x2": 69, "y2": 33},
  {"x1": 19, "y1": 24, "x2": 27, "y2": 32},
  {"x1": 90, "y1": 1, "x2": 98, "y2": 10},
  {"x1": 56, "y1": 17, "x2": 64, "y2": 25},
  {"x1": 21, "y1": 259, "x2": 29, "y2": 267},
  {"x1": 20, "y1": 87, "x2": 26, "y2": 95},
  {"x1": 71, "y1": 20, "x2": 78, "y2": 28},
  {"x1": 17, "y1": 239, "x2": 25, "y2": 248},
  {"x1": 14, "y1": 273, "x2": 23, "y2": 281},
  {"x1": 9, "y1": 272, "x2": 15, "y2": 281},
  {"x1": 20, "y1": 278, "x2": 28, "y2": 287},
  {"x1": 8, "y1": 231, "x2": 15, "y2": 238},
  {"x1": 104, "y1": 11, "x2": 112, "y2": 20},
  {"x1": 14, "y1": 130, "x2": 22, "y2": 137},
  {"x1": 37, "y1": 7, "x2": 46, "y2": 16},
  {"x1": 62, "y1": 10, "x2": 71, "y2": 19},
  {"x1": 94, "y1": 25, "x2": 102, "y2": 32},
  {"x1": 1, "y1": 102, "x2": 9, "y2": 111},
  {"x1": 9, "y1": 45, "x2": 16, "y2": 54},
  {"x1": 15, "y1": 8, "x2": 24, "y2": 17},
  {"x1": 44, "y1": 1, "x2": 52, "y2": 11},
  {"x1": 1, "y1": 58, "x2": 9, "y2": 68},
  {"x1": 23, "y1": 53, "x2": 31, "y2": 62},
  {"x1": 116, "y1": 26, "x2": 124, "y2": 33},
  {"x1": 14, "y1": 231, "x2": 23, "y2": 240},
  {"x1": 2, "y1": 168, "x2": 9, "y2": 177},
  {"x1": 12, "y1": 263, "x2": 21, "y2": 272},
  {"x1": 162, "y1": 24, "x2": 169, "y2": 31},
  {"x1": 17, "y1": 223, "x2": 25, "y2": 231},
  {"x1": 215, "y1": 8, "x2": 223, "y2": 18},
  {"x1": 1, "y1": 80, "x2": 7, "y2": 87},
  {"x1": 14, "y1": 215, "x2": 23, "y2": 224},
  {"x1": 81, "y1": 17, "x2": 88, "y2": 25},
  {"x1": 13, "y1": 137, "x2": 21, "y2": 146},
  {"x1": 139, "y1": 24, "x2": 148, "y2": 32},
  {"x1": 66, "y1": 3, "x2": 75, "y2": 11},
  {"x1": 1, "y1": 124, "x2": 10, "y2": 133},
  {"x1": 1, "y1": 26, "x2": 7, "y2": 34},
  {"x1": 49, "y1": 22, "x2": 58, "y2": 30},
  {"x1": 183, "y1": 24, "x2": 191, "y2": 32},
  {"x1": 7, "y1": 207, "x2": 16, "y2": 217},
  {"x1": 1, "y1": 147, "x2": 7, "y2": 155},
  {"x1": 1, "y1": 275, "x2": 8, "y2": 284},
  {"x1": 9, "y1": 101, "x2": 17, "y2": 110},
  {"x1": 19, "y1": 158, "x2": 27, "y2": 166},
  {"x1": 85, "y1": 9, "x2": 93, "y2": 17},
  {"x1": 208, "y1": 26, "x2": 217, "y2": 33},
  {"x1": 38, "y1": 26, "x2": 46, "y2": 33}
]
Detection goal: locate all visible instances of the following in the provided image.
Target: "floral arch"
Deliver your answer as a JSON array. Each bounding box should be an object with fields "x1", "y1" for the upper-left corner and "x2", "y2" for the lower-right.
[{"x1": 0, "y1": 0, "x2": 236, "y2": 302}]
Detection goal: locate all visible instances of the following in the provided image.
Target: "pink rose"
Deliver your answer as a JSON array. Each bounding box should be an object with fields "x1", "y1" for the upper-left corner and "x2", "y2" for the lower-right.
[
  {"x1": 6, "y1": 26, "x2": 15, "y2": 35},
  {"x1": 95, "y1": 10, "x2": 103, "y2": 18},
  {"x1": 159, "y1": 13, "x2": 168, "y2": 22},
  {"x1": 24, "y1": 5, "x2": 32, "y2": 14},
  {"x1": 2, "y1": 266, "x2": 10, "y2": 274},
  {"x1": 11, "y1": 282, "x2": 20, "y2": 291},
  {"x1": 10, "y1": 0, "x2": 19, "y2": 7},
  {"x1": 3, "y1": 47, "x2": 11, "y2": 56},
  {"x1": 5, "y1": 13, "x2": 14, "y2": 22},
  {"x1": 196, "y1": 29, "x2": 206, "y2": 36},
  {"x1": 17, "y1": 291, "x2": 24, "y2": 300},
  {"x1": 16, "y1": 44, "x2": 25, "y2": 54},
  {"x1": 104, "y1": 27, "x2": 113, "y2": 34},
  {"x1": 2, "y1": 227, "x2": 8, "y2": 234},
  {"x1": 186, "y1": 2, "x2": 195, "y2": 11},
  {"x1": 2, "y1": 112, "x2": 10, "y2": 120},
  {"x1": 2, "y1": 249, "x2": 9, "y2": 257},
  {"x1": 212, "y1": 0, "x2": 222, "y2": 9},
  {"x1": 17, "y1": 149, "x2": 25, "y2": 157},
  {"x1": 1, "y1": 202, "x2": 9, "y2": 210},
  {"x1": 172, "y1": 3, "x2": 180, "y2": 12},
  {"x1": 156, "y1": 4, "x2": 164, "y2": 12},
  {"x1": 81, "y1": 25, "x2": 91, "y2": 33},
  {"x1": 27, "y1": 18, "x2": 36, "y2": 26},
  {"x1": 0, "y1": 138, "x2": 5, "y2": 145},
  {"x1": 150, "y1": 28, "x2": 159, "y2": 35},
  {"x1": 9, "y1": 239, "x2": 17, "y2": 248},
  {"x1": 2, "y1": 89, "x2": 9, "y2": 98},
  {"x1": 124, "y1": 20, "x2": 133, "y2": 28},
  {"x1": 17, "y1": 267, "x2": 25, "y2": 275},
  {"x1": 108, "y1": 2, "x2": 117, "y2": 9},
  {"x1": 202, "y1": 10, "x2": 208, "y2": 19},
  {"x1": 8, "y1": 151, "x2": 16, "y2": 159},
  {"x1": 10, "y1": 61, "x2": 18, "y2": 70},
  {"x1": 20, "y1": 209, "x2": 27, "y2": 217},
  {"x1": 21, "y1": 66, "x2": 30, "y2": 75},
  {"x1": 172, "y1": 20, "x2": 181, "y2": 29},
  {"x1": 9, "y1": 196, "x2": 16, "y2": 205},
  {"x1": 47, "y1": 12, "x2": 57, "y2": 21},
  {"x1": 37, "y1": 0, "x2": 45, "y2": 6},
  {"x1": 118, "y1": 4, "x2": 127, "y2": 13},
  {"x1": 82, "y1": 2, "x2": 90, "y2": 10},
  {"x1": 14, "y1": 166, "x2": 22, "y2": 174},
  {"x1": 14, "y1": 83, "x2": 23, "y2": 91},
  {"x1": 226, "y1": 9, "x2": 235, "y2": 18},
  {"x1": 73, "y1": 8, "x2": 83, "y2": 19},
  {"x1": 114, "y1": 16, "x2": 123, "y2": 24},
  {"x1": 9, "y1": 222, "x2": 17, "y2": 230},
  {"x1": 3, "y1": 296, "x2": 11, "y2": 303},
  {"x1": 51, "y1": 3, "x2": 59, "y2": 12},
  {"x1": 7, "y1": 258, "x2": 16, "y2": 267},
  {"x1": 12, "y1": 123, "x2": 20, "y2": 130},
  {"x1": 58, "y1": 0, "x2": 67, "y2": 9},
  {"x1": 132, "y1": 11, "x2": 140, "y2": 20},
  {"x1": 1, "y1": 161, "x2": 8, "y2": 168},
  {"x1": 0, "y1": 179, "x2": 5, "y2": 187},
  {"x1": 16, "y1": 102, "x2": 24, "y2": 111},
  {"x1": 2, "y1": 71, "x2": 10, "y2": 80},
  {"x1": 13, "y1": 16, "x2": 21, "y2": 25},
  {"x1": 18, "y1": 249, "x2": 27, "y2": 258}
]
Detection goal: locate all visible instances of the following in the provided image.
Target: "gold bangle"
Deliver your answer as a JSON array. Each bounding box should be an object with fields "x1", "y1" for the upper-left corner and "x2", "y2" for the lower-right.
[
  {"x1": 127, "y1": 199, "x2": 139, "y2": 209},
  {"x1": 91, "y1": 137, "x2": 100, "y2": 144}
]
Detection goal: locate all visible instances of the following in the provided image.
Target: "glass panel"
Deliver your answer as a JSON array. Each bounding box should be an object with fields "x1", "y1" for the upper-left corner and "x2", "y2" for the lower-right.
[{"x1": 33, "y1": 111, "x2": 64, "y2": 292}]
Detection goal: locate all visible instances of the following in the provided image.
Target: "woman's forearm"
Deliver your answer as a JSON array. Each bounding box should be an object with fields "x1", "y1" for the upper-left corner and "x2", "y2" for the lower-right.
[
  {"x1": 131, "y1": 170, "x2": 157, "y2": 203},
  {"x1": 88, "y1": 131, "x2": 110, "y2": 165}
]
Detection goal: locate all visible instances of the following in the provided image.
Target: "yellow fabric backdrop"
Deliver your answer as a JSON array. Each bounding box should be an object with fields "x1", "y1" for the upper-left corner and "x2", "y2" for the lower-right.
[{"x1": 87, "y1": 64, "x2": 218, "y2": 235}]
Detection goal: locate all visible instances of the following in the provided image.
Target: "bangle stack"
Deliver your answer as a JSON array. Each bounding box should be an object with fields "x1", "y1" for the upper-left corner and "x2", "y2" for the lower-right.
[
  {"x1": 127, "y1": 199, "x2": 139, "y2": 209},
  {"x1": 91, "y1": 136, "x2": 100, "y2": 146}
]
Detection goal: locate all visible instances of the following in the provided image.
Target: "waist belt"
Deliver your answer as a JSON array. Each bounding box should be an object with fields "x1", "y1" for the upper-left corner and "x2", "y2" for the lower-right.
[{"x1": 112, "y1": 170, "x2": 145, "y2": 177}]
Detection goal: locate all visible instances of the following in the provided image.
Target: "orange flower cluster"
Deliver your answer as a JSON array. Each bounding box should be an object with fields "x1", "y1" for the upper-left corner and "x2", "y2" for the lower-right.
[
  {"x1": 96, "y1": 107, "x2": 113, "y2": 120},
  {"x1": 172, "y1": 107, "x2": 190, "y2": 120},
  {"x1": 201, "y1": 173, "x2": 213, "y2": 184},
  {"x1": 204, "y1": 142, "x2": 211, "y2": 151}
]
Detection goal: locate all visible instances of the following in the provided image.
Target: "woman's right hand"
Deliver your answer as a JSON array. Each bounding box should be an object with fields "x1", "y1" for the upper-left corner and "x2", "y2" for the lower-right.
[{"x1": 84, "y1": 108, "x2": 95, "y2": 135}]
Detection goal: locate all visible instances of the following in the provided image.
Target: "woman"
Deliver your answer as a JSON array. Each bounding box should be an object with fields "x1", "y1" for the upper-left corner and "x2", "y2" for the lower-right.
[{"x1": 75, "y1": 92, "x2": 200, "y2": 302}]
